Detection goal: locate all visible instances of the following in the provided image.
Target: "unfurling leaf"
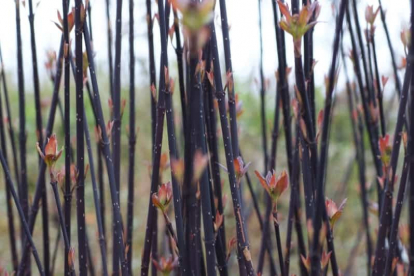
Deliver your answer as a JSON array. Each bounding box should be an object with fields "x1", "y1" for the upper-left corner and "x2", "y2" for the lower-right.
[
  {"x1": 152, "y1": 181, "x2": 173, "y2": 213},
  {"x1": 152, "y1": 255, "x2": 179, "y2": 274},
  {"x1": 234, "y1": 156, "x2": 251, "y2": 183},
  {"x1": 255, "y1": 170, "x2": 289, "y2": 205},
  {"x1": 325, "y1": 197, "x2": 347, "y2": 230}
]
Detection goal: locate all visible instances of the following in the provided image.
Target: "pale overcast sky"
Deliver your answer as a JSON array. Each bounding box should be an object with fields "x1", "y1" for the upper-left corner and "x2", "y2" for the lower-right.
[{"x1": 0, "y1": 0, "x2": 410, "y2": 96}]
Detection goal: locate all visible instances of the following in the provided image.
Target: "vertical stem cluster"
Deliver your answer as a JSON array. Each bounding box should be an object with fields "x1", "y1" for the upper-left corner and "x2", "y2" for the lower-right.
[{"x1": 210, "y1": 21, "x2": 254, "y2": 275}]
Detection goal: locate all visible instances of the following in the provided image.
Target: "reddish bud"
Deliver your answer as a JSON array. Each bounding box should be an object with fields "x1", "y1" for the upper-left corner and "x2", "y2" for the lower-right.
[{"x1": 325, "y1": 197, "x2": 347, "y2": 231}]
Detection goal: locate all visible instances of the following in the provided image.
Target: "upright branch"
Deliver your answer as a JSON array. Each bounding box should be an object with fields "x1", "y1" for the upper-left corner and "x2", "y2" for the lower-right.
[
  {"x1": 303, "y1": 0, "x2": 316, "y2": 124},
  {"x1": 27, "y1": 4, "x2": 50, "y2": 269},
  {"x1": 310, "y1": 0, "x2": 347, "y2": 274},
  {"x1": 126, "y1": 0, "x2": 137, "y2": 271},
  {"x1": 145, "y1": 0, "x2": 158, "y2": 272},
  {"x1": 106, "y1": 0, "x2": 114, "y2": 97},
  {"x1": 62, "y1": 0, "x2": 73, "y2": 274},
  {"x1": 84, "y1": 114, "x2": 109, "y2": 276},
  {"x1": 218, "y1": 0, "x2": 240, "y2": 157},
  {"x1": 27, "y1": 0, "x2": 44, "y2": 148},
  {"x1": 258, "y1": 0, "x2": 268, "y2": 171},
  {"x1": 171, "y1": 7, "x2": 187, "y2": 133},
  {"x1": 75, "y1": 0, "x2": 87, "y2": 274},
  {"x1": 112, "y1": 0, "x2": 123, "y2": 272},
  {"x1": 365, "y1": 6, "x2": 386, "y2": 136},
  {"x1": 146, "y1": 0, "x2": 157, "y2": 142},
  {"x1": 409, "y1": 20, "x2": 414, "y2": 271},
  {"x1": 15, "y1": 0, "x2": 29, "y2": 264}
]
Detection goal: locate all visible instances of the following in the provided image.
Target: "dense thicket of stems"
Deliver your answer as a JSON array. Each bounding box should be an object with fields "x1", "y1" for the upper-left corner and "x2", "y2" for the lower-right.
[
  {"x1": 3, "y1": 0, "x2": 414, "y2": 275},
  {"x1": 0, "y1": 150, "x2": 45, "y2": 275}
]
